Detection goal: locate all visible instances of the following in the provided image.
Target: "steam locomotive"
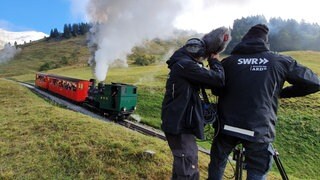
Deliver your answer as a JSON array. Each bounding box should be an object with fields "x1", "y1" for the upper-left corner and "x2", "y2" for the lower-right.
[{"x1": 35, "y1": 72, "x2": 137, "y2": 119}]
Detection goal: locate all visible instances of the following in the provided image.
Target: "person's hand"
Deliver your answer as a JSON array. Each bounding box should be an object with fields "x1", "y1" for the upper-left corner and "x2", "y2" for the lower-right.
[{"x1": 210, "y1": 53, "x2": 220, "y2": 60}]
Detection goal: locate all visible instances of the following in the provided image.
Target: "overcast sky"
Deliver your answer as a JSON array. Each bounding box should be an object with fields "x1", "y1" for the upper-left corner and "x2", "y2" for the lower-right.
[
  {"x1": 174, "y1": 0, "x2": 320, "y2": 32},
  {"x1": 0, "y1": 0, "x2": 319, "y2": 33}
]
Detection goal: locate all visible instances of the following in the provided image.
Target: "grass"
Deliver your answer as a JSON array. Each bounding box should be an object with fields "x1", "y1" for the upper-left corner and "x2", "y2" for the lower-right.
[
  {"x1": 282, "y1": 51, "x2": 320, "y2": 74},
  {"x1": 0, "y1": 37, "x2": 90, "y2": 77},
  {"x1": 0, "y1": 79, "x2": 282, "y2": 179},
  {"x1": 44, "y1": 53, "x2": 319, "y2": 179},
  {"x1": 0, "y1": 79, "x2": 171, "y2": 179},
  {"x1": 275, "y1": 94, "x2": 320, "y2": 178},
  {"x1": 1, "y1": 36, "x2": 319, "y2": 179}
]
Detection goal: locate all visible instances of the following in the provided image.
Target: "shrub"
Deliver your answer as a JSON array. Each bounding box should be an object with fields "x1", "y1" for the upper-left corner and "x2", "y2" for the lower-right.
[
  {"x1": 132, "y1": 54, "x2": 156, "y2": 66},
  {"x1": 39, "y1": 61, "x2": 61, "y2": 71}
]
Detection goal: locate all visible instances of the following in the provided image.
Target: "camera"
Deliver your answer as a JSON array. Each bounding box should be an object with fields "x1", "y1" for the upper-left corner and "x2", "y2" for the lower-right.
[{"x1": 202, "y1": 102, "x2": 218, "y2": 124}]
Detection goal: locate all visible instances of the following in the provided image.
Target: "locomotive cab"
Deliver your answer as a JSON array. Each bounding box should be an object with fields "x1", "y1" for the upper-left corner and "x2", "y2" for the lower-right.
[{"x1": 87, "y1": 81, "x2": 137, "y2": 119}]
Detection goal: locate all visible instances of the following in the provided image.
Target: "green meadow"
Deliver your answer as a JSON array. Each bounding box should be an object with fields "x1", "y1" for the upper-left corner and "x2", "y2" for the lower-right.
[{"x1": 1, "y1": 35, "x2": 319, "y2": 179}]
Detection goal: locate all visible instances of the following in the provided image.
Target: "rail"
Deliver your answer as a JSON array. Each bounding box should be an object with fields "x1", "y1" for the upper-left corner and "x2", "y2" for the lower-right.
[{"x1": 18, "y1": 81, "x2": 210, "y2": 155}]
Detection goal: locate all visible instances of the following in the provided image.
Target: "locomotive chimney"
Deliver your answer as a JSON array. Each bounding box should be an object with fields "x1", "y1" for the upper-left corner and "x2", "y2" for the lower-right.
[
  {"x1": 89, "y1": 79, "x2": 96, "y2": 91},
  {"x1": 98, "y1": 82, "x2": 104, "y2": 90}
]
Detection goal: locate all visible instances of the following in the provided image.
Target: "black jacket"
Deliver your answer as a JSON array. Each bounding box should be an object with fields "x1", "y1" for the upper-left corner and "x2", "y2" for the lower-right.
[
  {"x1": 161, "y1": 47, "x2": 225, "y2": 139},
  {"x1": 216, "y1": 39, "x2": 320, "y2": 143}
]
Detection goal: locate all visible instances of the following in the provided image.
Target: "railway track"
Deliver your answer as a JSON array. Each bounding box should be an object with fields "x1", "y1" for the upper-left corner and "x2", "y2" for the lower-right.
[{"x1": 19, "y1": 81, "x2": 210, "y2": 155}]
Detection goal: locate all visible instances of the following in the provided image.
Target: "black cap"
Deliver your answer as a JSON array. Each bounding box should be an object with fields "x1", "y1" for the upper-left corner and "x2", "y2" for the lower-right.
[{"x1": 242, "y1": 24, "x2": 269, "y2": 42}]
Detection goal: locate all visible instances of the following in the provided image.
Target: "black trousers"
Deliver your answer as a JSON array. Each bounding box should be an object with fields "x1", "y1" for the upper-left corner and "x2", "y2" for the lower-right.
[
  {"x1": 165, "y1": 133, "x2": 199, "y2": 180},
  {"x1": 208, "y1": 133, "x2": 273, "y2": 180}
]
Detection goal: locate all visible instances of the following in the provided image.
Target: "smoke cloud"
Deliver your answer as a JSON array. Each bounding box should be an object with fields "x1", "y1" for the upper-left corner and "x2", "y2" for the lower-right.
[
  {"x1": 0, "y1": 44, "x2": 21, "y2": 64},
  {"x1": 86, "y1": 0, "x2": 185, "y2": 82}
]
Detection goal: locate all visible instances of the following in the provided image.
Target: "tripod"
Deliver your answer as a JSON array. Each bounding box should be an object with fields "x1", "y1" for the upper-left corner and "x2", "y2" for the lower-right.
[{"x1": 232, "y1": 145, "x2": 289, "y2": 180}]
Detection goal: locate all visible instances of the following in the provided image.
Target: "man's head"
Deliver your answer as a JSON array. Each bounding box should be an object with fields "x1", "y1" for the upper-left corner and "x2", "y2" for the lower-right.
[
  {"x1": 202, "y1": 26, "x2": 232, "y2": 55},
  {"x1": 184, "y1": 38, "x2": 206, "y2": 60},
  {"x1": 242, "y1": 24, "x2": 269, "y2": 42}
]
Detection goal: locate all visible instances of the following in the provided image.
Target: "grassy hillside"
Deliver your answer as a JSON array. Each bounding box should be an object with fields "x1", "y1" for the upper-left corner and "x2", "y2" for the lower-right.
[
  {"x1": 0, "y1": 79, "x2": 174, "y2": 179},
  {"x1": 1, "y1": 36, "x2": 319, "y2": 179},
  {"x1": 0, "y1": 79, "x2": 283, "y2": 179},
  {"x1": 0, "y1": 37, "x2": 90, "y2": 77},
  {"x1": 42, "y1": 53, "x2": 320, "y2": 179}
]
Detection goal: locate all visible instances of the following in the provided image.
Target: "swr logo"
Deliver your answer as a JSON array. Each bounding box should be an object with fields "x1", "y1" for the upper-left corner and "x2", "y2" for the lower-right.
[{"x1": 238, "y1": 58, "x2": 269, "y2": 65}]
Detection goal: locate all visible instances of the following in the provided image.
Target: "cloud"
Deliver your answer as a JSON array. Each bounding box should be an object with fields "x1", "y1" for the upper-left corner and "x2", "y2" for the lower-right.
[
  {"x1": 175, "y1": 0, "x2": 320, "y2": 33},
  {"x1": 66, "y1": 0, "x2": 320, "y2": 33},
  {"x1": 68, "y1": 0, "x2": 90, "y2": 21}
]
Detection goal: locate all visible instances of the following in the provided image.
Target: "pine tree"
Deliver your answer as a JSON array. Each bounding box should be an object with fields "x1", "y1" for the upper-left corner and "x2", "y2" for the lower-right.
[
  {"x1": 72, "y1": 23, "x2": 79, "y2": 37},
  {"x1": 53, "y1": 28, "x2": 59, "y2": 38},
  {"x1": 49, "y1": 29, "x2": 54, "y2": 38},
  {"x1": 63, "y1": 24, "x2": 71, "y2": 38},
  {"x1": 79, "y1": 22, "x2": 90, "y2": 35}
]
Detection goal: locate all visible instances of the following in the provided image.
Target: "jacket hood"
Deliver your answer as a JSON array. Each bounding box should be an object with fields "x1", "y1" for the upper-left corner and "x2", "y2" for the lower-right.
[
  {"x1": 166, "y1": 47, "x2": 195, "y2": 68},
  {"x1": 231, "y1": 38, "x2": 270, "y2": 55}
]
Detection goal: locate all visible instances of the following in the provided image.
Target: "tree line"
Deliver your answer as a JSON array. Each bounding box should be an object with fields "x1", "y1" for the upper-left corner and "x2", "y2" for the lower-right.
[
  {"x1": 49, "y1": 22, "x2": 90, "y2": 39},
  {"x1": 225, "y1": 15, "x2": 320, "y2": 53}
]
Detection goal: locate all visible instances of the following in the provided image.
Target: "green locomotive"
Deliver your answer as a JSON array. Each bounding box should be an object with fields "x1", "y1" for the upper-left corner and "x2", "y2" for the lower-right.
[{"x1": 87, "y1": 80, "x2": 137, "y2": 119}]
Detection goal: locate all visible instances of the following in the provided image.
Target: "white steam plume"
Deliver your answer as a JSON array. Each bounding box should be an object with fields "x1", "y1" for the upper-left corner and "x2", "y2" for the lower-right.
[
  {"x1": 0, "y1": 44, "x2": 21, "y2": 64},
  {"x1": 86, "y1": 0, "x2": 184, "y2": 82}
]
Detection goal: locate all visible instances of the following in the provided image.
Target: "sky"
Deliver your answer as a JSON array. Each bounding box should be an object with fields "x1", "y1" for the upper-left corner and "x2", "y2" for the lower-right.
[
  {"x1": 0, "y1": 0, "x2": 84, "y2": 34},
  {"x1": 0, "y1": 0, "x2": 319, "y2": 34}
]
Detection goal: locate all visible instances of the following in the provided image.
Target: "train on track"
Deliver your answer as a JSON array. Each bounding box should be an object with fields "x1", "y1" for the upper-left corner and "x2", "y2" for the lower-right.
[{"x1": 35, "y1": 72, "x2": 137, "y2": 119}]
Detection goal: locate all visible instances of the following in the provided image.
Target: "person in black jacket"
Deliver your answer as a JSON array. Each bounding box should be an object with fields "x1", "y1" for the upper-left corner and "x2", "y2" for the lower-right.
[
  {"x1": 207, "y1": 24, "x2": 320, "y2": 180},
  {"x1": 161, "y1": 37, "x2": 225, "y2": 179}
]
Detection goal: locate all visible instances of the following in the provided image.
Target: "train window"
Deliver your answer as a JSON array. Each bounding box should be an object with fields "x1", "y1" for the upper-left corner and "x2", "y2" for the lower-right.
[
  {"x1": 100, "y1": 96, "x2": 108, "y2": 100},
  {"x1": 72, "y1": 83, "x2": 76, "y2": 91},
  {"x1": 133, "y1": 88, "x2": 137, "y2": 94},
  {"x1": 37, "y1": 75, "x2": 46, "y2": 82}
]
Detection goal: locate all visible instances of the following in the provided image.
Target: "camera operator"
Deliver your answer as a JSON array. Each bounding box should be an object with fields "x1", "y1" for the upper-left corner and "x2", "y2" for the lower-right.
[
  {"x1": 161, "y1": 35, "x2": 226, "y2": 179},
  {"x1": 208, "y1": 24, "x2": 320, "y2": 180}
]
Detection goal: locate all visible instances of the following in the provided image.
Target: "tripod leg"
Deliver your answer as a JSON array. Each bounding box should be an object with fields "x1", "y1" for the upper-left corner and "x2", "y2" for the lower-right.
[
  {"x1": 239, "y1": 150, "x2": 244, "y2": 179},
  {"x1": 234, "y1": 148, "x2": 243, "y2": 180},
  {"x1": 273, "y1": 153, "x2": 289, "y2": 180},
  {"x1": 271, "y1": 145, "x2": 289, "y2": 180}
]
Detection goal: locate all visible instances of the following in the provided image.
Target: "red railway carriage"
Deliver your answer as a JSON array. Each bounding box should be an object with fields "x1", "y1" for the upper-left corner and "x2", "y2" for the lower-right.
[
  {"x1": 35, "y1": 73, "x2": 49, "y2": 89},
  {"x1": 35, "y1": 73, "x2": 91, "y2": 102}
]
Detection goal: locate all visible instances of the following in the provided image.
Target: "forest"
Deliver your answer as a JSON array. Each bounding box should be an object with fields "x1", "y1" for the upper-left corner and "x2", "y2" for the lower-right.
[{"x1": 226, "y1": 15, "x2": 320, "y2": 53}]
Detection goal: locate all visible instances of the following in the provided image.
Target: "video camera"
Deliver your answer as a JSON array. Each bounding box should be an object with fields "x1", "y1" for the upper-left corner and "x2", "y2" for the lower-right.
[
  {"x1": 202, "y1": 101, "x2": 218, "y2": 124},
  {"x1": 201, "y1": 87, "x2": 218, "y2": 125}
]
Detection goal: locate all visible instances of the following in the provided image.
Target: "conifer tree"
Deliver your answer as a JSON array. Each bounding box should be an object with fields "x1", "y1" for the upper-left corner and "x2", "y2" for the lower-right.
[
  {"x1": 53, "y1": 28, "x2": 59, "y2": 38},
  {"x1": 63, "y1": 24, "x2": 71, "y2": 38},
  {"x1": 72, "y1": 23, "x2": 79, "y2": 37}
]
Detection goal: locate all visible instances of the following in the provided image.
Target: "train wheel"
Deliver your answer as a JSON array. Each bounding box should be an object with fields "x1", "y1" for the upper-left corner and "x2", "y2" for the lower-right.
[{"x1": 116, "y1": 114, "x2": 125, "y2": 121}]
